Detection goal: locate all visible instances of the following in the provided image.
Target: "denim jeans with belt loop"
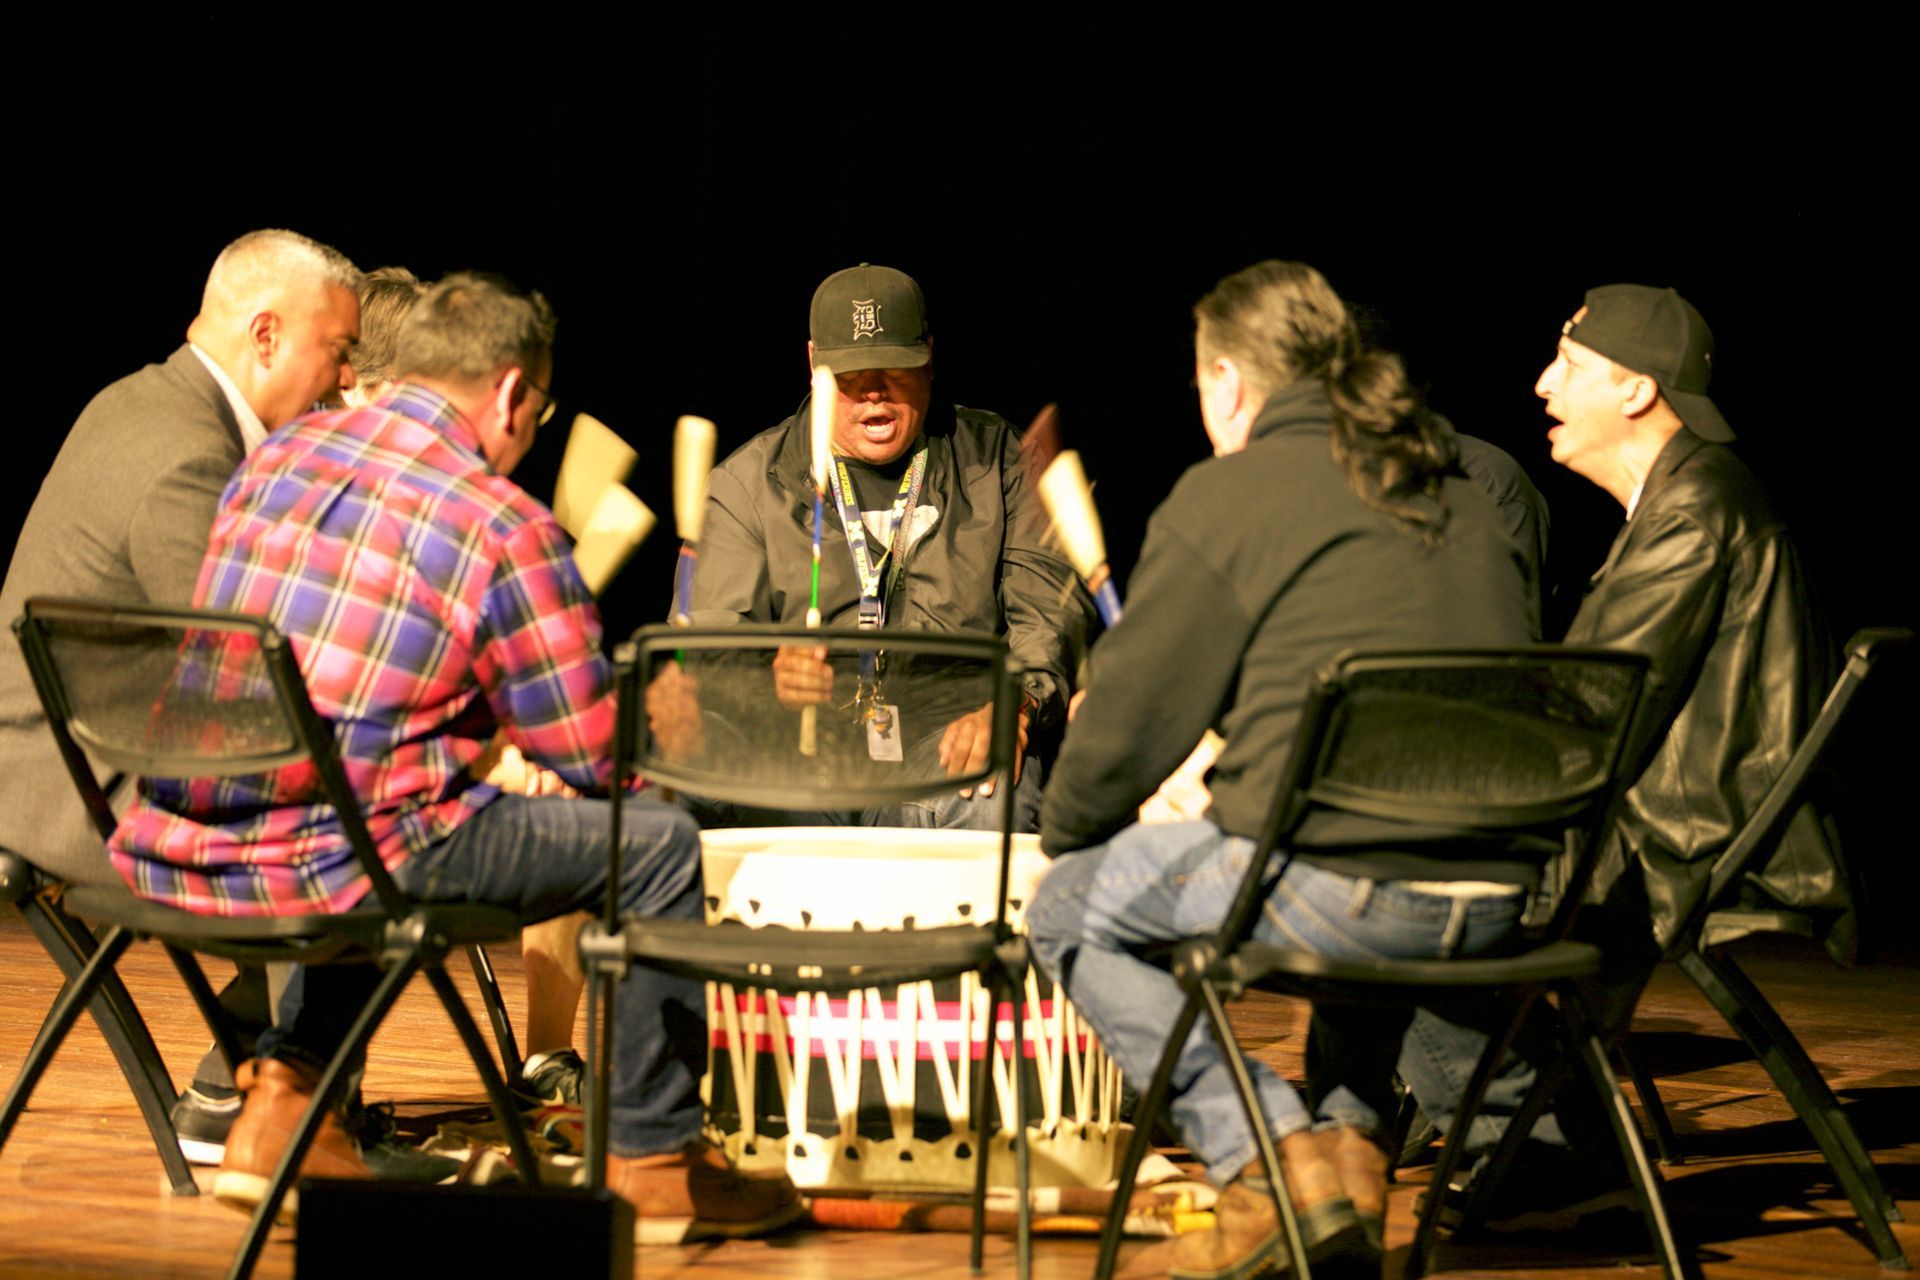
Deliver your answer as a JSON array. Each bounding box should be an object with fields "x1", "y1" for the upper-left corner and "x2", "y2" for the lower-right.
[
  {"x1": 258, "y1": 793, "x2": 709, "y2": 1158},
  {"x1": 1025, "y1": 819, "x2": 1528, "y2": 1186}
]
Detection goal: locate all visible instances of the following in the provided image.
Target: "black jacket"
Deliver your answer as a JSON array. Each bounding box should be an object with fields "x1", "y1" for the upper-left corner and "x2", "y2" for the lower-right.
[
  {"x1": 1565, "y1": 428, "x2": 1856, "y2": 961},
  {"x1": 688, "y1": 397, "x2": 1091, "y2": 731},
  {"x1": 1040, "y1": 382, "x2": 1535, "y2": 870},
  {"x1": 1451, "y1": 428, "x2": 1550, "y2": 638}
]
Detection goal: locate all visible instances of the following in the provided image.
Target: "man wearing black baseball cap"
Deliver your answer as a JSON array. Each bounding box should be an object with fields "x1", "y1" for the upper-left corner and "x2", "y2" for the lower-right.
[
  {"x1": 1548, "y1": 283, "x2": 1848, "y2": 949},
  {"x1": 1395, "y1": 283, "x2": 1855, "y2": 1231},
  {"x1": 688, "y1": 264, "x2": 1090, "y2": 828}
]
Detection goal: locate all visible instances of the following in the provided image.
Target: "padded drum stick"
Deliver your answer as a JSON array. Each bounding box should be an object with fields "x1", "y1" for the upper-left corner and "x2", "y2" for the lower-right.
[
  {"x1": 553, "y1": 412, "x2": 637, "y2": 538},
  {"x1": 672, "y1": 414, "x2": 717, "y2": 625},
  {"x1": 1038, "y1": 449, "x2": 1122, "y2": 627},
  {"x1": 571, "y1": 485, "x2": 656, "y2": 597},
  {"x1": 800, "y1": 365, "x2": 835, "y2": 757}
]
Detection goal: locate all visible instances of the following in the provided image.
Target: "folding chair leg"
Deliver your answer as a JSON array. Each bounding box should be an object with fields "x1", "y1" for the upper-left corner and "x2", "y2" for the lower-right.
[
  {"x1": 165, "y1": 943, "x2": 248, "y2": 1080},
  {"x1": 466, "y1": 944, "x2": 523, "y2": 1078},
  {"x1": 226, "y1": 958, "x2": 416, "y2": 1280},
  {"x1": 1619, "y1": 1039, "x2": 1683, "y2": 1165},
  {"x1": 1406, "y1": 992, "x2": 1551, "y2": 1280},
  {"x1": 1680, "y1": 948, "x2": 1907, "y2": 1262},
  {"x1": 10, "y1": 900, "x2": 198, "y2": 1194},
  {"x1": 584, "y1": 966, "x2": 616, "y2": 1190},
  {"x1": 1200, "y1": 978, "x2": 1311, "y2": 1279},
  {"x1": 1094, "y1": 990, "x2": 1203, "y2": 1280},
  {"x1": 1570, "y1": 1004, "x2": 1695, "y2": 1280},
  {"x1": 424, "y1": 966, "x2": 540, "y2": 1185},
  {"x1": 1010, "y1": 968, "x2": 1032, "y2": 1280},
  {"x1": 1, "y1": 925, "x2": 136, "y2": 1147},
  {"x1": 969, "y1": 972, "x2": 1002, "y2": 1275},
  {"x1": 1387, "y1": 1078, "x2": 1419, "y2": 1180},
  {"x1": 21, "y1": 899, "x2": 181, "y2": 1110}
]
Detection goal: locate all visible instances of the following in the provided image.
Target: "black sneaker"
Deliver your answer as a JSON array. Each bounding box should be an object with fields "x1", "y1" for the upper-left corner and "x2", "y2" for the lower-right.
[
  {"x1": 171, "y1": 1082, "x2": 241, "y2": 1166},
  {"x1": 1420, "y1": 1147, "x2": 1637, "y2": 1233},
  {"x1": 512, "y1": 1049, "x2": 585, "y2": 1108},
  {"x1": 347, "y1": 1099, "x2": 462, "y2": 1184}
]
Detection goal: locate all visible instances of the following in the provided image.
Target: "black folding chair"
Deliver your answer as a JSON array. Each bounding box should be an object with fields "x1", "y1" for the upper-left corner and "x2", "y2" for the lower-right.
[
  {"x1": 1624, "y1": 626, "x2": 1911, "y2": 1268},
  {"x1": 0, "y1": 849, "x2": 200, "y2": 1193},
  {"x1": 1089, "y1": 647, "x2": 1694, "y2": 1280},
  {"x1": 577, "y1": 624, "x2": 1035, "y2": 1277},
  {"x1": 0, "y1": 599, "x2": 540, "y2": 1280},
  {"x1": 0, "y1": 849, "x2": 526, "y2": 1185}
]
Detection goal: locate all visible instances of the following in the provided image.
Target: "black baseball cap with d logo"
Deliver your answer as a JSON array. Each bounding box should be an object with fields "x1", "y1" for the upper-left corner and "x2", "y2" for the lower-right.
[
  {"x1": 1565, "y1": 284, "x2": 1733, "y2": 442},
  {"x1": 809, "y1": 263, "x2": 931, "y2": 372}
]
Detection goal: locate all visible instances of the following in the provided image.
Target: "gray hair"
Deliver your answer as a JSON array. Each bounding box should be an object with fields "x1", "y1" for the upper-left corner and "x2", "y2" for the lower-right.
[
  {"x1": 351, "y1": 266, "x2": 428, "y2": 387},
  {"x1": 393, "y1": 271, "x2": 556, "y2": 383},
  {"x1": 201, "y1": 229, "x2": 362, "y2": 315}
]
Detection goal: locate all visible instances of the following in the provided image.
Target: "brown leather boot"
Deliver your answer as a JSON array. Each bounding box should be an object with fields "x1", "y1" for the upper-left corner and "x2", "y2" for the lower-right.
[
  {"x1": 1314, "y1": 1125, "x2": 1391, "y2": 1256},
  {"x1": 1165, "y1": 1132, "x2": 1368, "y2": 1280},
  {"x1": 211, "y1": 1058, "x2": 370, "y2": 1224},
  {"x1": 608, "y1": 1140, "x2": 805, "y2": 1244}
]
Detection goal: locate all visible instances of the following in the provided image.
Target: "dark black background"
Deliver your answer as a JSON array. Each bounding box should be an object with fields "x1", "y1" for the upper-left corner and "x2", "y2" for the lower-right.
[{"x1": 11, "y1": 41, "x2": 1914, "y2": 944}]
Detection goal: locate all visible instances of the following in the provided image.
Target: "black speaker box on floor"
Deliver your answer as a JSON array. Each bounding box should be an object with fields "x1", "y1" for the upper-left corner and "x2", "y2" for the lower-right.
[{"x1": 295, "y1": 1180, "x2": 633, "y2": 1278}]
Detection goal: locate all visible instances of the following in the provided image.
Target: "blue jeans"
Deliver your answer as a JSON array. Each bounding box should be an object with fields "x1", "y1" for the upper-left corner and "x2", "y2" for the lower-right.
[
  {"x1": 1026, "y1": 820, "x2": 1527, "y2": 1186},
  {"x1": 1394, "y1": 902, "x2": 1659, "y2": 1155},
  {"x1": 260, "y1": 794, "x2": 707, "y2": 1158}
]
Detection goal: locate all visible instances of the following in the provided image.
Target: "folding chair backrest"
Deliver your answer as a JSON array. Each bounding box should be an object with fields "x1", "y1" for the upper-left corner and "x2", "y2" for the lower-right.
[
  {"x1": 1221, "y1": 647, "x2": 1653, "y2": 948},
  {"x1": 1303, "y1": 649, "x2": 1651, "y2": 831},
  {"x1": 1702, "y1": 626, "x2": 1912, "y2": 908},
  {"x1": 610, "y1": 623, "x2": 1020, "y2": 930},
  {"x1": 14, "y1": 597, "x2": 407, "y2": 916},
  {"x1": 619, "y1": 624, "x2": 1018, "y2": 812}
]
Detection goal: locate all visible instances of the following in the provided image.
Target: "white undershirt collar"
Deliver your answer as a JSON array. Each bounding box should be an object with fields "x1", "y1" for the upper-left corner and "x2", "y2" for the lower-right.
[
  {"x1": 1626, "y1": 476, "x2": 1647, "y2": 520},
  {"x1": 189, "y1": 344, "x2": 269, "y2": 454}
]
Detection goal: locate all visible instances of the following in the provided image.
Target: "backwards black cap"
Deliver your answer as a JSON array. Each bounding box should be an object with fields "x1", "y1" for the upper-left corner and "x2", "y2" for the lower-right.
[{"x1": 1565, "y1": 284, "x2": 1732, "y2": 442}]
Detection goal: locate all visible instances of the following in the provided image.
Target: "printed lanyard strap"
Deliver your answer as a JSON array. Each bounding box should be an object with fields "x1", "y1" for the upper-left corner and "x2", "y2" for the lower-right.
[
  {"x1": 826, "y1": 445, "x2": 928, "y2": 630},
  {"x1": 826, "y1": 444, "x2": 928, "y2": 697}
]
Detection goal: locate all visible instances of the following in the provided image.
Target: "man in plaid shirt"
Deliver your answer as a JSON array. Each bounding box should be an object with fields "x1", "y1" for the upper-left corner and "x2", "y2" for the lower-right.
[{"x1": 111, "y1": 272, "x2": 799, "y2": 1238}]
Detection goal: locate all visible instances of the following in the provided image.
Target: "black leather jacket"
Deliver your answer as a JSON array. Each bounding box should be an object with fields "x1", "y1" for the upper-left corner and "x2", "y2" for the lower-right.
[{"x1": 1566, "y1": 428, "x2": 1856, "y2": 962}]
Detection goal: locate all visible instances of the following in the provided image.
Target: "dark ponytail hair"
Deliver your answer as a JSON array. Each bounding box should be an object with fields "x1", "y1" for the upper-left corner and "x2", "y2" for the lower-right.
[{"x1": 1194, "y1": 260, "x2": 1455, "y2": 544}]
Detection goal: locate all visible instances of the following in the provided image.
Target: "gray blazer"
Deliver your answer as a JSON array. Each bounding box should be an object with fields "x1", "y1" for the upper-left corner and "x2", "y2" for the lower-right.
[{"x1": 0, "y1": 345, "x2": 244, "y2": 884}]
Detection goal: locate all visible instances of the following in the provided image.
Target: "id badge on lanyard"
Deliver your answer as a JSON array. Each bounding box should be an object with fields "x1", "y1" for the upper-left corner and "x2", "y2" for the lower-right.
[{"x1": 826, "y1": 446, "x2": 928, "y2": 757}]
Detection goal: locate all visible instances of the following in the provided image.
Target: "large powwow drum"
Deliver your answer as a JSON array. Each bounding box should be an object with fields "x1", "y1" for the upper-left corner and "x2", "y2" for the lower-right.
[{"x1": 699, "y1": 827, "x2": 1128, "y2": 1191}]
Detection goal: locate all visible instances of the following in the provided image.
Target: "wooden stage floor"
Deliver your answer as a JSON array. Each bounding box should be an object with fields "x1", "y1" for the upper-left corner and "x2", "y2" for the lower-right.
[{"x1": 0, "y1": 913, "x2": 1913, "y2": 1278}]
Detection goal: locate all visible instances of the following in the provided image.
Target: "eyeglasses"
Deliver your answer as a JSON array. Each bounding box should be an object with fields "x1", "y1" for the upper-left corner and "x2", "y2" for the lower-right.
[{"x1": 524, "y1": 375, "x2": 558, "y2": 427}]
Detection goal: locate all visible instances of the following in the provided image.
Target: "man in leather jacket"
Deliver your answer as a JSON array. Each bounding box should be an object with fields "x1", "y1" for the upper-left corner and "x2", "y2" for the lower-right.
[
  {"x1": 1543, "y1": 284, "x2": 1851, "y2": 966},
  {"x1": 1396, "y1": 284, "x2": 1855, "y2": 1225}
]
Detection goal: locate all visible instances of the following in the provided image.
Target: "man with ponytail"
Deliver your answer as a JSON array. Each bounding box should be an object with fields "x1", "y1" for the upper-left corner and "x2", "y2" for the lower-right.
[{"x1": 1028, "y1": 260, "x2": 1535, "y2": 1277}]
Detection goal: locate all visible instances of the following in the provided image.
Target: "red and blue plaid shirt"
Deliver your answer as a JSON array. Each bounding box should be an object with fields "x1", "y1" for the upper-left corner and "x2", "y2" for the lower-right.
[{"x1": 110, "y1": 385, "x2": 617, "y2": 915}]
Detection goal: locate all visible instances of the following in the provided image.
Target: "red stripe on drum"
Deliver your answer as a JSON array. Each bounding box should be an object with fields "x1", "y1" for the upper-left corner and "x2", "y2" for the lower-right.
[
  {"x1": 706, "y1": 1029, "x2": 1095, "y2": 1060},
  {"x1": 708, "y1": 992, "x2": 1092, "y2": 1060}
]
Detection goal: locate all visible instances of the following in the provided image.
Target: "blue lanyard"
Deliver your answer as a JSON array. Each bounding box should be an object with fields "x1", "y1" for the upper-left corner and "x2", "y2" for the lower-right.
[
  {"x1": 825, "y1": 444, "x2": 928, "y2": 693},
  {"x1": 825, "y1": 445, "x2": 928, "y2": 629}
]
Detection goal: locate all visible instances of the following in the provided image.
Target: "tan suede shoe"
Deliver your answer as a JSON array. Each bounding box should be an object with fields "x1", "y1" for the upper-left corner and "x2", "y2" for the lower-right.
[
  {"x1": 1314, "y1": 1125, "x2": 1391, "y2": 1256},
  {"x1": 608, "y1": 1141, "x2": 805, "y2": 1244},
  {"x1": 1167, "y1": 1132, "x2": 1368, "y2": 1280},
  {"x1": 211, "y1": 1058, "x2": 370, "y2": 1224}
]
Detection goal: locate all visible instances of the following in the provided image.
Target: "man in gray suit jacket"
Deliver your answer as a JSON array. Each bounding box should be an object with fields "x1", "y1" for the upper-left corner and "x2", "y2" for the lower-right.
[{"x1": 0, "y1": 228, "x2": 361, "y2": 1153}]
